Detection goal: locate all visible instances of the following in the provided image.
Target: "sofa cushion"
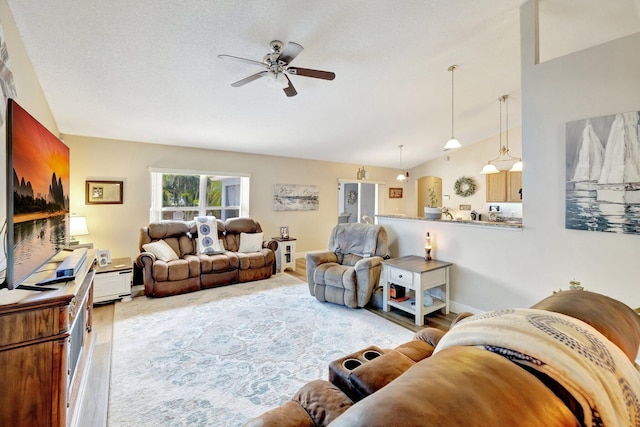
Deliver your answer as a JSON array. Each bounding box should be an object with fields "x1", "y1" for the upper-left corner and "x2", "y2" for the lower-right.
[
  {"x1": 238, "y1": 232, "x2": 264, "y2": 253},
  {"x1": 293, "y1": 380, "x2": 353, "y2": 426},
  {"x1": 143, "y1": 239, "x2": 179, "y2": 262},
  {"x1": 195, "y1": 216, "x2": 224, "y2": 254}
]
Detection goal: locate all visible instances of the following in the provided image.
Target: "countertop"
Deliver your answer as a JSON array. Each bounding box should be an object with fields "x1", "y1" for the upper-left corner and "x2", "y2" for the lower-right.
[{"x1": 376, "y1": 214, "x2": 523, "y2": 230}]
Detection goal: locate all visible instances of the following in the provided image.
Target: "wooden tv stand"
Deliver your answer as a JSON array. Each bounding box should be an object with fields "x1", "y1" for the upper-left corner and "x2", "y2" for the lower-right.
[{"x1": 0, "y1": 250, "x2": 96, "y2": 427}]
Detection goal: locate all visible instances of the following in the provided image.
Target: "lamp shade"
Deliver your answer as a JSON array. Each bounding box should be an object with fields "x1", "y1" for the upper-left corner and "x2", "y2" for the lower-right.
[
  {"x1": 70, "y1": 216, "x2": 89, "y2": 236},
  {"x1": 480, "y1": 163, "x2": 500, "y2": 174},
  {"x1": 443, "y1": 137, "x2": 462, "y2": 150},
  {"x1": 510, "y1": 161, "x2": 523, "y2": 172}
]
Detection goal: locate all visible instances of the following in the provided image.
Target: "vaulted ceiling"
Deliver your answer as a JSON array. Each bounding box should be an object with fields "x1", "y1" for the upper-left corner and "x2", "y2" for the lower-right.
[{"x1": 7, "y1": 0, "x2": 640, "y2": 168}]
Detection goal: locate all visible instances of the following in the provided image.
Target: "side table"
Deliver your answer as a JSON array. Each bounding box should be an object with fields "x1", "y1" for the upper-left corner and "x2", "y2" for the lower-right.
[
  {"x1": 93, "y1": 257, "x2": 133, "y2": 304},
  {"x1": 382, "y1": 255, "x2": 452, "y2": 326},
  {"x1": 273, "y1": 238, "x2": 297, "y2": 272}
]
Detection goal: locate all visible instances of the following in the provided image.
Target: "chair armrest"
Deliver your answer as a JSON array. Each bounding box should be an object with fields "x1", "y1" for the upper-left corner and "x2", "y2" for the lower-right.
[
  {"x1": 305, "y1": 251, "x2": 338, "y2": 296},
  {"x1": 136, "y1": 251, "x2": 156, "y2": 267},
  {"x1": 306, "y1": 251, "x2": 338, "y2": 265},
  {"x1": 353, "y1": 255, "x2": 383, "y2": 271},
  {"x1": 135, "y1": 252, "x2": 157, "y2": 296},
  {"x1": 263, "y1": 238, "x2": 278, "y2": 252},
  {"x1": 353, "y1": 256, "x2": 384, "y2": 307}
]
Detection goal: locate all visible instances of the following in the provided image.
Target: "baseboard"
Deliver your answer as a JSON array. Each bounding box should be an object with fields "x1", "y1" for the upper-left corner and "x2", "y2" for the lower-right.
[{"x1": 449, "y1": 300, "x2": 482, "y2": 315}]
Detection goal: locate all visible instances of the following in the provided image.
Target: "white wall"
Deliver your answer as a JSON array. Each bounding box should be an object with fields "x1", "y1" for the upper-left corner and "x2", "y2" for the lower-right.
[{"x1": 380, "y1": 1, "x2": 640, "y2": 312}]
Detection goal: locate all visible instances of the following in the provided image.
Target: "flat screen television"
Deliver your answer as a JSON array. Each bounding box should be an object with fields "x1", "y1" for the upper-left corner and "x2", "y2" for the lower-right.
[{"x1": 2, "y1": 98, "x2": 70, "y2": 289}]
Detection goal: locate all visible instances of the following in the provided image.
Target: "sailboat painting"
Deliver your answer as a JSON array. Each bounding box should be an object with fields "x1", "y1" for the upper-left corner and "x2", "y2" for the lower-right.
[{"x1": 565, "y1": 110, "x2": 640, "y2": 235}]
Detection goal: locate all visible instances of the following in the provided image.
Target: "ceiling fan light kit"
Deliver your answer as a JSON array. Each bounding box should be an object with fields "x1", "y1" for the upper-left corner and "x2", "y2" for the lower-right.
[
  {"x1": 443, "y1": 65, "x2": 462, "y2": 151},
  {"x1": 480, "y1": 94, "x2": 523, "y2": 174},
  {"x1": 218, "y1": 40, "x2": 336, "y2": 97}
]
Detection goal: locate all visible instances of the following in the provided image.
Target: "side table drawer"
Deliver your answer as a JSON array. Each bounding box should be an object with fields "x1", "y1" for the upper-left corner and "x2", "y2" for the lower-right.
[
  {"x1": 422, "y1": 268, "x2": 446, "y2": 287},
  {"x1": 388, "y1": 266, "x2": 413, "y2": 289}
]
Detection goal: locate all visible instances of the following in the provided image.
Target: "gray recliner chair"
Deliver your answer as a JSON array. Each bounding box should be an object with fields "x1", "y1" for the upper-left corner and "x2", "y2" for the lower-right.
[{"x1": 305, "y1": 223, "x2": 388, "y2": 308}]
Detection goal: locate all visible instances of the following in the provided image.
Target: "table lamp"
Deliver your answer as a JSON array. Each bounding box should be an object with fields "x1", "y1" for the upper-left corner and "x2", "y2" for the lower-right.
[{"x1": 70, "y1": 216, "x2": 89, "y2": 246}]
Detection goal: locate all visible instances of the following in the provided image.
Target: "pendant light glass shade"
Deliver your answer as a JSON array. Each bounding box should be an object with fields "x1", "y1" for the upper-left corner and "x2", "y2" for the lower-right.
[
  {"x1": 396, "y1": 145, "x2": 408, "y2": 181},
  {"x1": 480, "y1": 94, "x2": 522, "y2": 174},
  {"x1": 480, "y1": 163, "x2": 500, "y2": 174},
  {"x1": 443, "y1": 65, "x2": 462, "y2": 151}
]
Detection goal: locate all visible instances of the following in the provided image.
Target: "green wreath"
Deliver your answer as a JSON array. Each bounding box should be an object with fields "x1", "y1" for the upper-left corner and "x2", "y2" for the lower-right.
[{"x1": 454, "y1": 176, "x2": 476, "y2": 197}]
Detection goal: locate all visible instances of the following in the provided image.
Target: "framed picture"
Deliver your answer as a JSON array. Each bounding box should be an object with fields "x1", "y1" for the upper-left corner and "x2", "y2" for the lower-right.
[
  {"x1": 97, "y1": 249, "x2": 112, "y2": 267},
  {"x1": 279, "y1": 226, "x2": 289, "y2": 239},
  {"x1": 86, "y1": 180, "x2": 123, "y2": 204},
  {"x1": 389, "y1": 187, "x2": 403, "y2": 198}
]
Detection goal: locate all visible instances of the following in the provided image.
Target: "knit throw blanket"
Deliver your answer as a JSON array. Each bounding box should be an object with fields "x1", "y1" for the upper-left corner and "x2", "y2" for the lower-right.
[{"x1": 434, "y1": 309, "x2": 640, "y2": 427}]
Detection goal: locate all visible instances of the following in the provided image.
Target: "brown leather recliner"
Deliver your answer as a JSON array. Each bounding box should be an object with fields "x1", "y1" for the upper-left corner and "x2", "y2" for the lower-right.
[{"x1": 137, "y1": 218, "x2": 277, "y2": 297}]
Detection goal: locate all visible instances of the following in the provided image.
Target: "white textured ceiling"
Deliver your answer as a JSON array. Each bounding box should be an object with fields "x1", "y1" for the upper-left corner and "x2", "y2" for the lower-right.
[{"x1": 6, "y1": 0, "x2": 640, "y2": 169}]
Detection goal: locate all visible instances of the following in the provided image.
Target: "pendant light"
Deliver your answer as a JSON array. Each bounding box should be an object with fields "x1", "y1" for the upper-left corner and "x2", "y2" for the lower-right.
[
  {"x1": 443, "y1": 65, "x2": 462, "y2": 151},
  {"x1": 480, "y1": 94, "x2": 522, "y2": 174},
  {"x1": 396, "y1": 145, "x2": 408, "y2": 181}
]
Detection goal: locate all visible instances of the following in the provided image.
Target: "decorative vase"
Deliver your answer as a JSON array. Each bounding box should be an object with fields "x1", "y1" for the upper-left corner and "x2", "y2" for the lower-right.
[{"x1": 424, "y1": 207, "x2": 442, "y2": 220}]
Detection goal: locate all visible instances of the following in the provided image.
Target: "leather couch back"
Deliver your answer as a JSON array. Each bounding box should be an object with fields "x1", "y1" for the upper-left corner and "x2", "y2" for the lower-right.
[
  {"x1": 531, "y1": 290, "x2": 640, "y2": 363},
  {"x1": 223, "y1": 218, "x2": 263, "y2": 252},
  {"x1": 139, "y1": 219, "x2": 224, "y2": 256}
]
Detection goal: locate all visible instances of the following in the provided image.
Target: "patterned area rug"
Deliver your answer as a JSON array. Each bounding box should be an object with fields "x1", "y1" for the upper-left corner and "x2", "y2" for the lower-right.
[{"x1": 108, "y1": 274, "x2": 414, "y2": 426}]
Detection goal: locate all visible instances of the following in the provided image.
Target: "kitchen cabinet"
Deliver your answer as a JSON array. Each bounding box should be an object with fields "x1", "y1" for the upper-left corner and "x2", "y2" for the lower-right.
[{"x1": 486, "y1": 171, "x2": 522, "y2": 202}]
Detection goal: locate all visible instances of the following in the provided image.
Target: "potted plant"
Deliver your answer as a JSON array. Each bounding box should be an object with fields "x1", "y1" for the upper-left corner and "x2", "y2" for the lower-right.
[{"x1": 424, "y1": 187, "x2": 442, "y2": 219}]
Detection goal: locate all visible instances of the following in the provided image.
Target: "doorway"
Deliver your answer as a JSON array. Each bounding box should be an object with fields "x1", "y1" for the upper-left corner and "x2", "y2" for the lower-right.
[{"x1": 338, "y1": 181, "x2": 380, "y2": 224}]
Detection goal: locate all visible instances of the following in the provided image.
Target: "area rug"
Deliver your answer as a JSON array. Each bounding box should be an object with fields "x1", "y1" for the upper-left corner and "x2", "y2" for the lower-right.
[{"x1": 108, "y1": 274, "x2": 414, "y2": 426}]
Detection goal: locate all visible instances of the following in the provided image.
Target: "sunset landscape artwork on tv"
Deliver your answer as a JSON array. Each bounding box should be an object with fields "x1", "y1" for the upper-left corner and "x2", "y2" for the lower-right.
[{"x1": 5, "y1": 99, "x2": 70, "y2": 288}]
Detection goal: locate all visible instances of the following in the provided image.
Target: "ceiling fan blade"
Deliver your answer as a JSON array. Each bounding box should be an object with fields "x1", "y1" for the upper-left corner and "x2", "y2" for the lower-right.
[
  {"x1": 231, "y1": 71, "x2": 268, "y2": 87},
  {"x1": 283, "y1": 75, "x2": 297, "y2": 97},
  {"x1": 287, "y1": 67, "x2": 336, "y2": 81},
  {"x1": 276, "y1": 42, "x2": 304, "y2": 65},
  {"x1": 218, "y1": 54, "x2": 267, "y2": 68}
]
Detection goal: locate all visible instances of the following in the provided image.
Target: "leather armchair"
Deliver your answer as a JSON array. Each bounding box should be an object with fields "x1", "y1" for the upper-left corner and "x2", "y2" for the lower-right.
[{"x1": 305, "y1": 223, "x2": 388, "y2": 308}]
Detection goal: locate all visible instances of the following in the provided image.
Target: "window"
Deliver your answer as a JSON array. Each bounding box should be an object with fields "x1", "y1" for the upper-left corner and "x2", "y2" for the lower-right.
[{"x1": 149, "y1": 169, "x2": 250, "y2": 222}]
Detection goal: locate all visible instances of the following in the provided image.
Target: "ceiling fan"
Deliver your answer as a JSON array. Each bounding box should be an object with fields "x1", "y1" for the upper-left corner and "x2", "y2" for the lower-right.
[{"x1": 218, "y1": 40, "x2": 336, "y2": 97}]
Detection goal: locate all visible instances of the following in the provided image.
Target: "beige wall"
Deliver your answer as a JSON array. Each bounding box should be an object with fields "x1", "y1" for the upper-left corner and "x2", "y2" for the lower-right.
[
  {"x1": 64, "y1": 130, "x2": 518, "y2": 263},
  {"x1": 65, "y1": 134, "x2": 406, "y2": 260}
]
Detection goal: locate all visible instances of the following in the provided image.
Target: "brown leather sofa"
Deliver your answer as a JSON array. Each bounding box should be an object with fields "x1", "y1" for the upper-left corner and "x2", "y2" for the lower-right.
[
  {"x1": 137, "y1": 218, "x2": 277, "y2": 297},
  {"x1": 245, "y1": 290, "x2": 640, "y2": 426}
]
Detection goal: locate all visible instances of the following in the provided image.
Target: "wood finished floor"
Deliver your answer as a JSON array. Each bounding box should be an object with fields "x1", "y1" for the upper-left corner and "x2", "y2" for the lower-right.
[{"x1": 82, "y1": 257, "x2": 454, "y2": 426}]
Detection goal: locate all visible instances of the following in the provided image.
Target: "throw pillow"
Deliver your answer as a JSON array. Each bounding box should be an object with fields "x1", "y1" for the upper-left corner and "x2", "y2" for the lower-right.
[
  {"x1": 195, "y1": 216, "x2": 224, "y2": 254},
  {"x1": 142, "y1": 239, "x2": 179, "y2": 262},
  {"x1": 238, "y1": 232, "x2": 264, "y2": 253}
]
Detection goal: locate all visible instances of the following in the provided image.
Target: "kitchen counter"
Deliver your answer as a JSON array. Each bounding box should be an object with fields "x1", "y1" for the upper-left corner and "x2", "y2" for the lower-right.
[{"x1": 376, "y1": 214, "x2": 523, "y2": 230}]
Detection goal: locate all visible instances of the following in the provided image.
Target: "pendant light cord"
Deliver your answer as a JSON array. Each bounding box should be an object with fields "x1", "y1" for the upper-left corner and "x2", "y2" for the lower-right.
[{"x1": 449, "y1": 65, "x2": 456, "y2": 138}]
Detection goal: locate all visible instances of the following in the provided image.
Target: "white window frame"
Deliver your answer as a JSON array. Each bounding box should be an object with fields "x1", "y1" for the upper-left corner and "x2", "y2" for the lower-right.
[{"x1": 149, "y1": 167, "x2": 250, "y2": 222}]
